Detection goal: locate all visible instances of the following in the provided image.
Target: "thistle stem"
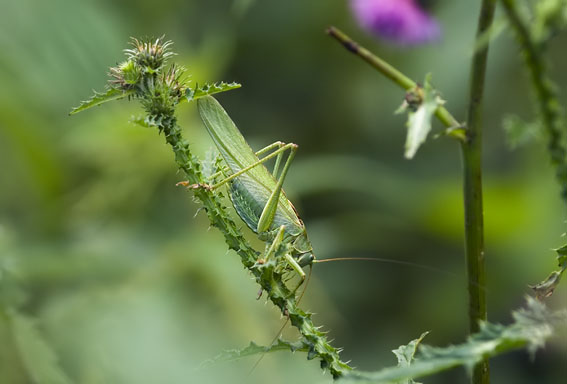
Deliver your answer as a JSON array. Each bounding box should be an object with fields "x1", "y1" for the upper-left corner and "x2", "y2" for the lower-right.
[
  {"x1": 326, "y1": 26, "x2": 463, "y2": 136},
  {"x1": 160, "y1": 116, "x2": 351, "y2": 378},
  {"x1": 500, "y1": 0, "x2": 567, "y2": 205},
  {"x1": 462, "y1": 1, "x2": 497, "y2": 383}
]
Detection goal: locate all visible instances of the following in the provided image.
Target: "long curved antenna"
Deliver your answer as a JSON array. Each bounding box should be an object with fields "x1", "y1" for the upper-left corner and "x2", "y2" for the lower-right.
[
  {"x1": 314, "y1": 257, "x2": 487, "y2": 291},
  {"x1": 314, "y1": 257, "x2": 456, "y2": 276}
]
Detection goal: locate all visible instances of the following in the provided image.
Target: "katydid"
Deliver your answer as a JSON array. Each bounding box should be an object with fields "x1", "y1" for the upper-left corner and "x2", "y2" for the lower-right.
[{"x1": 180, "y1": 95, "x2": 314, "y2": 283}]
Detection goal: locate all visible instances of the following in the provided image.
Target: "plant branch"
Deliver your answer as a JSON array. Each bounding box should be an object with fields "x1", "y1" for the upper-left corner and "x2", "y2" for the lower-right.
[
  {"x1": 500, "y1": 0, "x2": 567, "y2": 205},
  {"x1": 326, "y1": 26, "x2": 463, "y2": 136},
  {"x1": 162, "y1": 116, "x2": 351, "y2": 379},
  {"x1": 462, "y1": 1, "x2": 497, "y2": 383}
]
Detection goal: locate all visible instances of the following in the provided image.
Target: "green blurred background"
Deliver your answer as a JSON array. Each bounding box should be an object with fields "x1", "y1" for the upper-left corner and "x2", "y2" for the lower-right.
[{"x1": 0, "y1": 0, "x2": 565, "y2": 383}]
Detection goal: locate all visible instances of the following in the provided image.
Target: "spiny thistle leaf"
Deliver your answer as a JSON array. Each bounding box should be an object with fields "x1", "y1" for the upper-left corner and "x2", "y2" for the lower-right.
[
  {"x1": 200, "y1": 338, "x2": 310, "y2": 368},
  {"x1": 339, "y1": 298, "x2": 567, "y2": 383},
  {"x1": 8, "y1": 310, "x2": 71, "y2": 384},
  {"x1": 529, "y1": 244, "x2": 567, "y2": 299},
  {"x1": 396, "y1": 74, "x2": 444, "y2": 159},
  {"x1": 501, "y1": 0, "x2": 567, "y2": 203},
  {"x1": 185, "y1": 82, "x2": 241, "y2": 102},
  {"x1": 201, "y1": 148, "x2": 223, "y2": 181},
  {"x1": 69, "y1": 88, "x2": 135, "y2": 115},
  {"x1": 392, "y1": 332, "x2": 429, "y2": 384},
  {"x1": 129, "y1": 115, "x2": 155, "y2": 128}
]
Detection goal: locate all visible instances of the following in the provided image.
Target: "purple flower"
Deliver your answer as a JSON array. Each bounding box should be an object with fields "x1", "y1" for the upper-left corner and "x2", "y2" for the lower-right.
[{"x1": 350, "y1": 0, "x2": 441, "y2": 45}]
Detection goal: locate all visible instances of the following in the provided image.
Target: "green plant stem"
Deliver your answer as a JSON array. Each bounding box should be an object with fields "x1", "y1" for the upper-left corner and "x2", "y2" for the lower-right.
[
  {"x1": 500, "y1": 0, "x2": 567, "y2": 204},
  {"x1": 158, "y1": 113, "x2": 351, "y2": 379},
  {"x1": 463, "y1": 1, "x2": 496, "y2": 383},
  {"x1": 326, "y1": 26, "x2": 463, "y2": 136}
]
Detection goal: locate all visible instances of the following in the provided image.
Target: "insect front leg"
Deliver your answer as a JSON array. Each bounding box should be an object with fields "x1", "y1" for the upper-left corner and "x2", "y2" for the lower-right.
[
  {"x1": 261, "y1": 225, "x2": 285, "y2": 263},
  {"x1": 283, "y1": 254, "x2": 306, "y2": 282}
]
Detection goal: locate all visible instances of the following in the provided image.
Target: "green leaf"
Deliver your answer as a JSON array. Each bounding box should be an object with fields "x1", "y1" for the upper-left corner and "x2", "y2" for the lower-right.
[
  {"x1": 8, "y1": 310, "x2": 71, "y2": 384},
  {"x1": 529, "y1": 244, "x2": 567, "y2": 298},
  {"x1": 185, "y1": 82, "x2": 241, "y2": 103},
  {"x1": 202, "y1": 148, "x2": 223, "y2": 181},
  {"x1": 530, "y1": 271, "x2": 564, "y2": 299},
  {"x1": 398, "y1": 74, "x2": 444, "y2": 159},
  {"x1": 555, "y1": 243, "x2": 567, "y2": 260},
  {"x1": 129, "y1": 115, "x2": 157, "y2": 128},
  {"x1": 339, "y1": 298, "x2": 566, "y2": 384},
  {"x1": 392, "y1": 332, "x2": 429, "y2": 384},
  {"x1": 200, "y1": 338, "x2": 309, "y2": 368},
  {"x1": 69, "y1": 88, "x2": 134, "y2": 115}
]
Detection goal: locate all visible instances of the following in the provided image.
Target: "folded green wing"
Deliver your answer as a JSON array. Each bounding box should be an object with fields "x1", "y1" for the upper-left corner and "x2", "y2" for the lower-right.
[{"x1": 197, "y1": 96, "x2": 303, "y2": 235}]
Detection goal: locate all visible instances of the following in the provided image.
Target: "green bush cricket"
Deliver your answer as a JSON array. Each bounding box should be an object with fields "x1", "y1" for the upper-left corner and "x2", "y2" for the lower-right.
[{"x1": 179, "y1": 95, "x2": 314, "y2": 285}]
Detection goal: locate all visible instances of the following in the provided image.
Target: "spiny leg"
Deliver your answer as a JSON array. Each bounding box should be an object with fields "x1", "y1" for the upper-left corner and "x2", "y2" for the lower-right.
[
  {"x1": 203, "y1": 142, "x2": 284, "y2": 182},
  {"x1": 251, "y1": 141, "x2": 285, "y2": 177},
  {"x1": 178, "y1": 142, "x2": 291, "y2": 192},
  {"x1": 256, "y1": 144, "x2": 297, "y2": 233},
  {"x1": 255, "y1": 141, "x2": 284, "y2": 157},
  {"x1": 209, "y1": 142, "x2": 296, "y2": 191}
]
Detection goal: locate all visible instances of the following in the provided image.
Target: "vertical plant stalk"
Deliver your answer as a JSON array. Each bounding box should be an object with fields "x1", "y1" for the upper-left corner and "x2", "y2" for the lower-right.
[
  {"x1": 327, "y1": 9, "x2": 497, "y2": 381},
  {"x1": 500, "y1": 0, "x2": 567, "y2": 205},
  {"x1": 463, "y1": 1, "x2": 496, "y2": 383}
]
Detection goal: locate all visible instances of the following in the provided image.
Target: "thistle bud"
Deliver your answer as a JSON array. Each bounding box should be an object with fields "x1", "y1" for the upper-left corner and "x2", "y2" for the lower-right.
[
  {"x1": 125, "y1": 37, "x2": 175, "y2": 74},
  {"x1": 109, "y1": 60, "x2": 141, "y2": 90}
]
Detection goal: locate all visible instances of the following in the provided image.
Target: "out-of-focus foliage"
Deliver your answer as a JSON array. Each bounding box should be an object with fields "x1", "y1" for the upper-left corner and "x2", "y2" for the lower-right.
[
  {"x1": 201, "y1": 338, "x2": 310, "y2": 367},
  {"x1": 0, "y1": 0, "x2": 566, "y2": 383},
  {"x1": 340, "y1": 298, "x2": 567, "y2": 383},
  {"x1": 532, "y1": 0, "x2": 567, "y2": 43},
  {"x1": 501, "y1": 0, "x2": 567, "y2": 202},
  {"x1": 530, "y1": 244, "x2": 567, "y2": 299},
  {"x1": 392, "y1": 331, "x2": 428, "y2": 384},
  {"x1": 502, "y1": 115, "x2": 541, "y2": 149}
]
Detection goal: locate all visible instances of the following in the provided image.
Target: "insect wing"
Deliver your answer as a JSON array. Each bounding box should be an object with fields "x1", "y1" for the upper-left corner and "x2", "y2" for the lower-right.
[{"x1": 197, "y1": 96, "x2": 303, "y2": 234}]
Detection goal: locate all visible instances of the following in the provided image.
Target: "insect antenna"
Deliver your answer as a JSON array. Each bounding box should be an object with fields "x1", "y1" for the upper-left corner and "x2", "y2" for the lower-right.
[
  {"x1": 314, "y1": 257, "x2": 488, "y2": 291},
  {"x1": 314, "y1": 257, "x2": 456, "y2": 276}
]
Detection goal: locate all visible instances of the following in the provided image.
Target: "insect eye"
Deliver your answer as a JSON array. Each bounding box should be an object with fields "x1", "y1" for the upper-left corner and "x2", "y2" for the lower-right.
[{"x1": 298, "y1": 253, "x2": 314, "y2": 267}]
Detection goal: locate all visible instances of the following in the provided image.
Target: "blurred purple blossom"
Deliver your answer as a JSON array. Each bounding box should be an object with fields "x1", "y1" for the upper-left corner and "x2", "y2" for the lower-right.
[{"x1": 350, "y1": 0, "x2": 441, "y2": 45}]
